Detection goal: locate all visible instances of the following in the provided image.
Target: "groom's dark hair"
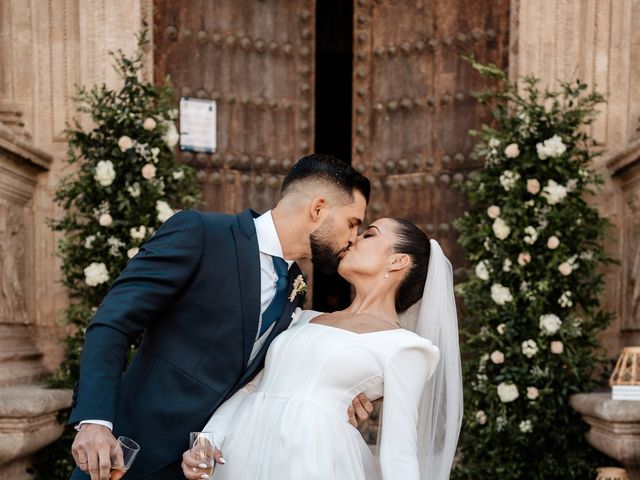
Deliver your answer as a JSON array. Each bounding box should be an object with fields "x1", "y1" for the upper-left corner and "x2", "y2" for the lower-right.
[{"x1": 281, "y1": 154, "x2": 370, "y2": 204}]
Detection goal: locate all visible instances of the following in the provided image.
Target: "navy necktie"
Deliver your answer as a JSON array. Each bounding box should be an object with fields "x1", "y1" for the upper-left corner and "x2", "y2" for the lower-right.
[{"x1": 259, "y1": 256, "x2": 289, "y2": 336}]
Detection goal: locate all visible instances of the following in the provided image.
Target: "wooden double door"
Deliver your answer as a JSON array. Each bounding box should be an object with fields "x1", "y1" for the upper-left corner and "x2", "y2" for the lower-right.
[{"x1": 153, "y1": 0, "x2": 510, "y2": 307}]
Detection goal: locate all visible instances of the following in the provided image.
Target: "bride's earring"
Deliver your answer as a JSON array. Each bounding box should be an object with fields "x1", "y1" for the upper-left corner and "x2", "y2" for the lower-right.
[{"x1": 384, "y1": 266, "x2": 389, "y2": 279}]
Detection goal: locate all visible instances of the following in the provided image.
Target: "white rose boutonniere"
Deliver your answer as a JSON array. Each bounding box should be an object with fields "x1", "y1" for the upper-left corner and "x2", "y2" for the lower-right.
[{"x1": 289, "y1": 275, "x2": 307, "y2": 302}]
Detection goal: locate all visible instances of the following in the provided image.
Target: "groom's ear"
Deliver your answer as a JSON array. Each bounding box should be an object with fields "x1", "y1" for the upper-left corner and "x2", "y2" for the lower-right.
[{"x1": 309, "y1": 196, "x2": 327, "y2": 222}]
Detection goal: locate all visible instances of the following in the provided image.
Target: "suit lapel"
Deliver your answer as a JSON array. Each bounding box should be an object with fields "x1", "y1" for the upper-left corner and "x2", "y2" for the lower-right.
[
  {"x1": 230, "y1": 209, "x2": 262, "y2": 368},
  {"x1": 237, "y1": 263, "x2": 304, "y2": 386}
]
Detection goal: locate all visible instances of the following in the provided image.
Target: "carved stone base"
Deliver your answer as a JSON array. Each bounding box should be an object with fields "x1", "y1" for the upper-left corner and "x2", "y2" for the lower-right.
[
  {"x1": 571, "y1": 392, "x2": 640, "y2": 480},
  {"x1": 0, "y1": 386, "x2": 71, "y2": 476}
]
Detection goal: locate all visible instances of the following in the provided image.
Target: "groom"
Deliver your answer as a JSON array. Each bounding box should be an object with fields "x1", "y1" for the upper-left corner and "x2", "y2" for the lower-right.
[{"x1": 69, "y1": 154, "x2": 373, "y2": 479}]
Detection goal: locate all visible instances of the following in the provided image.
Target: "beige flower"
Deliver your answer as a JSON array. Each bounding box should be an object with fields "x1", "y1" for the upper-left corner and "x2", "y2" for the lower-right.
[
  {"x1": 143, "y1": 117, "x2": 157, "y2": 130},
  {"x1": 141, "y1": 163, "x2": 157, "y2": 180},
  {"x1": 547, "y1": 236, "x2": 560, "y2": 249},
  {"x1": 527, "y1": 386, "x2": 539, "y2": 400},
  {"x1": 504, "y1": 143, "x2": 520, "y2": 158},
  {"x1": 550, "y1": 341, "x2": 564, "y2": 354},
  {"x1": 558, "y1": 262, "x2": 573, "y2": 276},
  {"x1": 487, "y1": 205, "x2": 501, "y2": 219},
  {"x1": 98, "y1": 213, "x2": 113, "y2": 227},
  {"x1": 118, "y1": 135, "x2": 133, "y2": 152},
  {"x1": 490, "y1": 350, "x2": 505, "y2": 364},
  {"x1": 526, "y1": 179, "x2": 541, "y2": 195},
  {"x1": 289, "y1": 275, "x2": 307, "y2": 302},
  {"x1": 517, "y1": 252, "x2": 531, "y2": 266}
]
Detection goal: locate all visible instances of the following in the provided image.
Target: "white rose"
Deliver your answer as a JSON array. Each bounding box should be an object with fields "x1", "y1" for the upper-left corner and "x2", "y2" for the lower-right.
[
  {"x1": 141, "y1": 163, "x2": 157, "y2": 180},
  {"x1": 497, "y1": 382, "x2": 519, "y2": 403},
  {"x1": 517, "y1": 252, "x2": 531, "y2": 266},
  {"x1": 128, "y1": 182, "x2": 141, "y2": 198},
  {"x1": 130, "y1": 225, "x2": 147, "y2": 240},
  {"x1": 475, "y1": 410, "x2": 487, "y2": 425},
  {"x1": 98, "y1": 213, "x2": 113, "y2": 227},
  {"x1": 526, "y1": 179, "x2": 540, "y2": 195},
  {"x1": 127, "y1": 247, "x2": 140, "y2": 259},
  {"x1": 547, "y1": 236, "x2": 560, "y2": 249},
  {"x1": 118, "y1": 135, "x2": 133, "y2": 152},
  {"x1": 536, "y1": 134, "x2": 566, "y2": 160},
  {"x1": 519, "y1": 420, "x2": 533, "y2": 433},
  {"x1": 488, "y1": 138, "x2": 500, "y2": 148},
  {"x1": 527, "y1": 387, "x2": 539, "y2": 400},
  {"x1": 84, "y1": 235, "x2": 96, "y2": 249},
  {"x1": 504, "y1": 143, "x2": 520, "y2": 158},
  {"x1": 497, "y1": 323, "x2": 506, "y2": 335},
  {"x1": 558, "y1": 291, "x2": 573, "y2": 308},
  {"x1": 163, "y1": 122, "x2": 180, "y2": 148},
  {"x1": 492, "y1": 218, "x2": 511, "y2": 240},
  {"x1": 521, "y1": 339, "x2": 539, "y2": 358},
  {"x1": 156, "y1": 200, "x2": 175, "y2": 223},
  {"x1": 559, "y1": 262, "x2": 573, "y2": 276},
  {"x1": 487, "y1": 205, "x2": 501, "y2": 219},
  {"x1": 490, "y1": 350, "x2": 505, "y2": 364},
  {"x1": 84, "y1": 262, "x2": 110, "y2": 286},
  {"x1": 172, "y1": 170, "x2": 185, "y2": 180},
  {"x1": 550, "y1": 341, "x2": 564, "y2": 354},
  {"x1": 542, "y1": 180, "x2": 568, "y2": 205},
  {"x1": 523, "y1": 226, "x2": 538, "y2": 244},
  {"x1": 539, "y1": 314, "x2": 562, "y2": 335},
  {"x1": 502, "y1": 259, "x2": 512, "y2": 272},
  {"x1": 143, "y1": 117, "x2": 157, "y2": 130},
  {"x1": 499, "y1": 170, "x2": 520, "y2": 191},
  {"x1": 491, "y1": 283, "x2": 513, "y2": 305},
  {"x1": 94, "y1": 160, "x2": 116, "y2": 186},
  {"x1": 475, "y1": 260, "x2": 490, "y2": 281}
]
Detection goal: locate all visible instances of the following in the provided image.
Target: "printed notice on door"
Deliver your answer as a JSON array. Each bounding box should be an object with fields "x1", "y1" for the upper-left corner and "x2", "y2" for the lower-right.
[{"x1": 179, "y1": 97, "x2": 217, "y2": 153}]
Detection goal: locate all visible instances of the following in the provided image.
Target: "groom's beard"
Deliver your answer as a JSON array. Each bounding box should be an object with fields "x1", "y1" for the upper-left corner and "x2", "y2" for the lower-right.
[{"x1": 309, "y1": 223, "x2": 348, "y2": 275}]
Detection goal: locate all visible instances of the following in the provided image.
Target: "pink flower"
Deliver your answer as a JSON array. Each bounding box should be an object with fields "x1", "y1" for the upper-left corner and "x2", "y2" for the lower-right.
[
  {"x1": 550, "y1": 341, "x2": 564, "y2": 354},
  {"x1": 527, "y1": 179, "x2": 541, "y2": 194},
  {"x1": 490, "y1": 350, "x2": 505, "y2": 364},
  {"x1": 118, "y1": 135, "x2": 133, "y2": 152},
  {"x1": 547, "y1": 236, "x2": 560, "y2": 249},
  {"x1": 487, "y1": 205, "x2": 501, "y2": 219},
  {"x1": 141, "y1": 163, "x2": 157, "y2": 180},
  {"x1": 558, "y1": 262, "x2": 573, "y2": 276},
  {"x1": 517, "y1": 252, "x2": 531, "y2": 266},
  {"x1": 504, "y1": 143, "x2": 520, "y2": 158},
  {"x1": 143, "y1": 117, "x2": 157, "y2": 130}
]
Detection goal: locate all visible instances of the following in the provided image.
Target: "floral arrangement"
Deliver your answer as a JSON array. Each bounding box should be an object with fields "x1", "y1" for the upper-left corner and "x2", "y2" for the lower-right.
[
  {"x1": 37, "y1": 32, "x2": 200, "y2": 478},
  {"x1": 452, "y1": 60, "x2": 614, "y2": 479}
]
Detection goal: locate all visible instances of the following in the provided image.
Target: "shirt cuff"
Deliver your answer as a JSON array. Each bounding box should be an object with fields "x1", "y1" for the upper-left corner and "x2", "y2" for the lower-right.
[{"x1": 76, "y1": 420, "x2": 114, "y2": 431}]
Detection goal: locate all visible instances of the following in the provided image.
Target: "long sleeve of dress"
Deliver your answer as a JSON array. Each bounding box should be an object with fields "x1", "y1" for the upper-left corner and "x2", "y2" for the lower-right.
[
  {"x1": 379, "y1": 340, "x2": 440, "y2": 480},
  {"x1": 202, "y1": 370, "x2": 265, "y2": 448}
]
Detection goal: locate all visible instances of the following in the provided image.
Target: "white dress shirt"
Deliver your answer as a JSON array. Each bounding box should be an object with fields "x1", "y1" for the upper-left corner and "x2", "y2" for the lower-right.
[{"x1": 80, "y1": 210, "x2": 291, "y2": 431}]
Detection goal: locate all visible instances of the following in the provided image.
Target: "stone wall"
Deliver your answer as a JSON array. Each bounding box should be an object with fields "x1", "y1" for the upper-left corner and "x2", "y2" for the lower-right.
[
  {"x1": 511, "y1": 0, "x2": 640, "y2": 358},
  {"x1": 0, "y1": 0, "x2": 151, "y2": 476}
]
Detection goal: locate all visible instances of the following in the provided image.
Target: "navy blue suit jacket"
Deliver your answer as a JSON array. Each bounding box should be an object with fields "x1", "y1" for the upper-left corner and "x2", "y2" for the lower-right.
[{"x1": 69, "y1": 209, "x2": 304, "y2": 478}]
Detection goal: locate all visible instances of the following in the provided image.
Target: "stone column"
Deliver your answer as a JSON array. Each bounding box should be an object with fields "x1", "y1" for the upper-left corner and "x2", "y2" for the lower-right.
[{"x1": 0, "y1": 125, "x2": 71, "y2": 478}]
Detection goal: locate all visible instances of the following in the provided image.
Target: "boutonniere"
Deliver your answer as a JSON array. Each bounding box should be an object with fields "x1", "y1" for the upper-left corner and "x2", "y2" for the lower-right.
[{"x1": 289, "y1": 275, "x2": 307, "y2": 302}]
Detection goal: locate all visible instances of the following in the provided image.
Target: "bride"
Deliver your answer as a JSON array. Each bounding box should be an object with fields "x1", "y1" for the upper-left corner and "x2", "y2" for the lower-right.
[{"x1": 181, "y1": 218, "x2": 462, "y2": 479}]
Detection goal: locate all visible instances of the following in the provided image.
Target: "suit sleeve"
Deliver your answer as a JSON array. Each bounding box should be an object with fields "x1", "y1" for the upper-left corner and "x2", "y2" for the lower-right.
[{"x1": 69, "y1": 210, "x2": 205, "y2": 425}]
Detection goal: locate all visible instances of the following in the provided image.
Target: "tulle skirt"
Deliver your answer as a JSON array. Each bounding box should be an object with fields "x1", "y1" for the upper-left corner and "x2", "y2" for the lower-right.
[{"x1": 211, "y1": 392, "x2": 380, "y2": 479}]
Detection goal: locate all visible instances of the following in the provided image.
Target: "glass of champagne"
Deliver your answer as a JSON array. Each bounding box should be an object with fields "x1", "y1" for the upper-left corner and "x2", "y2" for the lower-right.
[
  {"x1": 109, "y1": 436, "x2": 140, "y2": 480},
  {"x1": 189, "y1": 432, "x2": 218, "y2": 476}
]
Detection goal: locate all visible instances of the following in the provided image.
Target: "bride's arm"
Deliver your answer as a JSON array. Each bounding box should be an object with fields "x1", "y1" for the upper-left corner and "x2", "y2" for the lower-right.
[
  {"x1": 379, "y1": 342, "x2": 439, "y2": 480},
  {"x1": 202, "y1": 370, "x2": 264, "y2": 447}
]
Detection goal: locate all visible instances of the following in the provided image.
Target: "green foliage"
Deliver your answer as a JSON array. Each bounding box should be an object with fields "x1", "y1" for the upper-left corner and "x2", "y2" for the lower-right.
[
  {"x1": 35, "y1": 31, "x2": 200, "y2": 478},
  {"x1": 452, "y1": 59, "x2": 615, "y2": 479}
]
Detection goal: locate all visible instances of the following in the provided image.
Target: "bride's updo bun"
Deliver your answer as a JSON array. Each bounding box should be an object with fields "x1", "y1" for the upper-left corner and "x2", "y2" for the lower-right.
[{"x1": 392, "y1": 219, "x2": 431, "y2": 313}]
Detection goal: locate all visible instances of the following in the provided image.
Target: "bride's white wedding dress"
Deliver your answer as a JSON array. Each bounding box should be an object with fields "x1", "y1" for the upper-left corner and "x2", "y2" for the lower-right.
[{"x1": 204, "y1": 310, "x2": 440, "y2": 480}]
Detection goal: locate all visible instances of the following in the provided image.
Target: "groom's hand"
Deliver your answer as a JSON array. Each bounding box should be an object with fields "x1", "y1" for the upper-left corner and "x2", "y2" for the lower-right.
[
  {"x1": 348, "y1": 393, "x2": 374, "y2": 427},
  {"x1": 72, "y1": 423, "x2": 117, "y2": 480}
]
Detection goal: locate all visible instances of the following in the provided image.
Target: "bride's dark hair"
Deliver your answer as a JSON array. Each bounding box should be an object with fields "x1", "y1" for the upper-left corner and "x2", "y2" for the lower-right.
[{"x1": 392, "y1": 218, "x2": 431, "y2": 313}]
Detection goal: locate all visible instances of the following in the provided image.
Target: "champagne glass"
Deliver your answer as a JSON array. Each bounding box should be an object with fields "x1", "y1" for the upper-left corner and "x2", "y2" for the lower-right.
[
  {"x1": 189, "y1": 432, "x2": 218, "y2": 476},
  {"x1": 109, "y1": 436, "x2": 140, "y2": 480}
]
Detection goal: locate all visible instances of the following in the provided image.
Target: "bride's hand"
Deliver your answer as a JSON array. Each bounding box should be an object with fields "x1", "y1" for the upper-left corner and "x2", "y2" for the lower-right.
[
  {"x1": 181, "y1": 447, "x2": 225, "y2": 479},
  {"x1": 348, "y1": 393, "x2": 374, "y2": 427}
]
